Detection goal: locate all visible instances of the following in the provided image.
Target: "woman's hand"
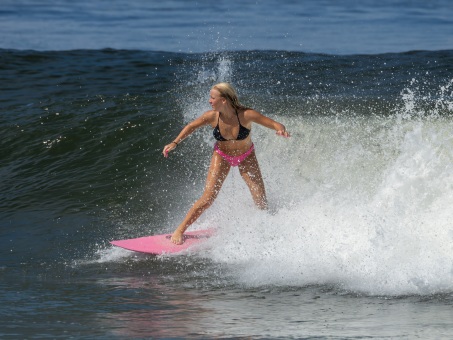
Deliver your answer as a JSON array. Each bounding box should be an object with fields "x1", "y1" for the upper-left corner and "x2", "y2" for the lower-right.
[
  {"x1": 276, "y1": 128, "x2": 290, "y2": 138},
  {"x1": 162, "y1": 142, "x2": 178, "y2": 158}
]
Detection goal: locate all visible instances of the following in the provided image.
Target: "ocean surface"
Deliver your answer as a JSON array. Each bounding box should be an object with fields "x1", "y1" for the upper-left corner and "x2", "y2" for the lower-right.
[{"x1": 1, "y1": 1, "x2": 453, "y2": 339}]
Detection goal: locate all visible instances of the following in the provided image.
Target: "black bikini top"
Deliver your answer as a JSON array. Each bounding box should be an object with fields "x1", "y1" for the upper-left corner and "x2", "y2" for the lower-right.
[{"x1": 213, "y1": 111, "x2": 251, "y2": 141}]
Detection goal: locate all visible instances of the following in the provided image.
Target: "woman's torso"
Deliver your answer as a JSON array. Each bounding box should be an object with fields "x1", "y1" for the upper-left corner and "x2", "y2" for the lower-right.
[{"x1": 211, "y1": 109, "x2": 253, "y2": 155}]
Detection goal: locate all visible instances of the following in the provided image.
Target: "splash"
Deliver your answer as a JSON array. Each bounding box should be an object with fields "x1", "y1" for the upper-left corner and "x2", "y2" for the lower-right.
[{"x1": 180, "y1": 55, "x2": 233, "y2": 122}]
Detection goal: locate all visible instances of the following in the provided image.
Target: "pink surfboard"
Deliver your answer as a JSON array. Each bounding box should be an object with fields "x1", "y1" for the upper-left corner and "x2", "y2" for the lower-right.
[{"x1": 110, "y1": 229, "x2": 214, "y2": 255}]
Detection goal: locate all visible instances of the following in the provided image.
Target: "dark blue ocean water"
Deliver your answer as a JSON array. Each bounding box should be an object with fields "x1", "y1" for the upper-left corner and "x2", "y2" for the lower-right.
[
  {"x1": 1, "y1": 1, "x2": 453, "y2": 339},
  {"x1": 1, "y1": 0, "x2": 453, "y2": 54}
]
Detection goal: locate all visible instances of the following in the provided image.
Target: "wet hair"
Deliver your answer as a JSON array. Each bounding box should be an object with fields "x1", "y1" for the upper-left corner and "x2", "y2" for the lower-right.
[{"x1": 212, "y1": 82, "x2": 249, "y2": 111}]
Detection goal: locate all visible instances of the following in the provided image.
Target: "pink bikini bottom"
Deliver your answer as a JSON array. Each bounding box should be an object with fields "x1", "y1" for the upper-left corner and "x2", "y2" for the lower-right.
[{"x1": 214, "y1": 143, "x2": 255, "y2": 167}]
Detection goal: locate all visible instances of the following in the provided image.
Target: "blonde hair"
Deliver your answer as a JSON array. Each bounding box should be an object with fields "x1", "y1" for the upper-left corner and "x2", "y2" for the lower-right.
[{"x1": 212, "y1": 82, "x2": 249, "y2": 111}]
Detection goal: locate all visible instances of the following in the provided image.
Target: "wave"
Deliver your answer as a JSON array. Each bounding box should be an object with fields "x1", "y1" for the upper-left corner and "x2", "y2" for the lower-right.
[{"x1": 2, "y1": 47, "x2": 453, "y2": 296}]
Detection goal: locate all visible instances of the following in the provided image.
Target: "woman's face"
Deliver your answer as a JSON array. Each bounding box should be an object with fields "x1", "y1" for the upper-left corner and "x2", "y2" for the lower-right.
[{"x1": 209, "y1": 89, "x2": 225, "y2": 111}]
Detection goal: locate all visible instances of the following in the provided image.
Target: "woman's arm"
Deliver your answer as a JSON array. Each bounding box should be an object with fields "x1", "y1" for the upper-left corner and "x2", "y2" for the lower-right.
[
  {"x1": 246, "y1": 109, "x2": 290, "y2": 138},
  {"x1": 163, "y1": 111, "x2": 215, "y2": 157}
]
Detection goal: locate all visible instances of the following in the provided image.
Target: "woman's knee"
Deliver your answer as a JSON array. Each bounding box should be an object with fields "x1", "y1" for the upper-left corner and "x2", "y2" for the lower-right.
[{"x1": 195, "y1": 192, "x2": 216, "y2": 210}]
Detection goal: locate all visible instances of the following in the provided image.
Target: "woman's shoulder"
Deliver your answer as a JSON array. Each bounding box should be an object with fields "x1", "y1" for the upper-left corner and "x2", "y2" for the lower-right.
[
  {"x1": 241, "y1": 108, "x2": 262, "y2": 121},
  {"x1": 198, "y1": 110, "x2": 218, "y2": 124},
  {"x1": 202, "y1": 110, "x2": 218, "y2": 119},
  {"x1": 189, "y1": 110, "x2": 217, "y2": 126},
  {"x1": 242, "y1": 108, "x2": 259, "y2": 114}
]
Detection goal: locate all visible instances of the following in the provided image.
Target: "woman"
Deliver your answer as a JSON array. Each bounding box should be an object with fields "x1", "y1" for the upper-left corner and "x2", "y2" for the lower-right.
[{"x1": 163, "y1": 82, "x2": 290, "y2": 244}]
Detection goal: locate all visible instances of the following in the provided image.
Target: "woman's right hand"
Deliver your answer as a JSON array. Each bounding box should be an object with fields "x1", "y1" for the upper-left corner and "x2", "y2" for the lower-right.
[{"x1": 162, "y1": 142, "x2": 177, "y2": 158}]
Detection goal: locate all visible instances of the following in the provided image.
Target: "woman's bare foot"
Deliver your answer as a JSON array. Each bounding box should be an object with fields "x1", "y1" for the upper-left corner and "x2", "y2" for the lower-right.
[{"x1": 170, "y1": 230, "x2": 184, "y2": 245}]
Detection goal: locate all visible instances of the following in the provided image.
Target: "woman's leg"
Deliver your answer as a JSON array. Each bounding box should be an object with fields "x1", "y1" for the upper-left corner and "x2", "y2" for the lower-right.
[
  {"x1": 171, "y1": 151, "x2": 231, "y2": 244},
  {"x1": 238, "y1": 150, "x2": 268, "y2": 210}
]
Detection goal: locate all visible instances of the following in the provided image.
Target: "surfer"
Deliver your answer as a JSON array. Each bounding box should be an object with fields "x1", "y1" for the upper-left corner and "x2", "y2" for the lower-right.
[{"x1": 163, "y1": 82, "x2": 290, "y2": 244}]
